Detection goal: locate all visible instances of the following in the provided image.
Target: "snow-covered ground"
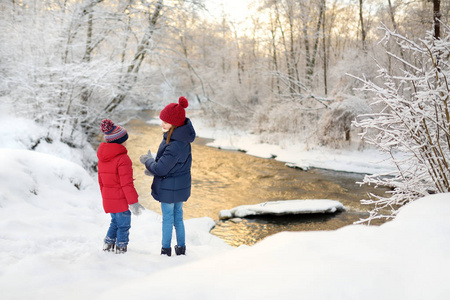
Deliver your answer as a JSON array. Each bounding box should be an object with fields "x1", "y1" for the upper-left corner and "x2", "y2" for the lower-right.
[{"x1": 1, "y1": 113, "x2": 449, "y2": 299}]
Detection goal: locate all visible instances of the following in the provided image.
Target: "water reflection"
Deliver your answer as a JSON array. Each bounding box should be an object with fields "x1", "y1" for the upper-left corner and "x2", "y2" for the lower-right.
[
  {"x1": 212, "y1": 212, "x2": 365, "y2": 247},
  {"x1": 125, "y1": 115, "x2": 390, "y2": 247}
]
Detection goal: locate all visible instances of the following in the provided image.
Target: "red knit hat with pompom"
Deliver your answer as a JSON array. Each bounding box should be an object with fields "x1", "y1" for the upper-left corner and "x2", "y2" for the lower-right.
[{"x1": 159, "y1": 96, "x2": 189, "y2": 127}]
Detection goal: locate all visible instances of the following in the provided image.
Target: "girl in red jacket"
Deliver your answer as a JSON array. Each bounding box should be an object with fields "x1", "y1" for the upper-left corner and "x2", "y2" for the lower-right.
[{"x1": 97, "y1": 119, "x2": 144, "y2": 254}]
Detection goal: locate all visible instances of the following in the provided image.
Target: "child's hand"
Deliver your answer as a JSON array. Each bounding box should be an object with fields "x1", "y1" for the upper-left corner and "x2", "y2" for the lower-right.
[
  {"x1": 144, "y1": 169, "x2": 153, "y2": 176},
  {"x1": 129, "y1": 203, "x2": 145, "y2": 216},
  {"x1": 139, "y1": 150, "x2": 153, "y2": 164}
]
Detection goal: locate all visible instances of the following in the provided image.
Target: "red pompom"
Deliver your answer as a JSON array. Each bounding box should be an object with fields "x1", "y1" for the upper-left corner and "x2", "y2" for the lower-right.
[
  {"x1": 101, "y1": 119, "x2": 115, "y2": 133},
  {"x1": 178, "y1": 96, "x2": 188, "y2": 109}
]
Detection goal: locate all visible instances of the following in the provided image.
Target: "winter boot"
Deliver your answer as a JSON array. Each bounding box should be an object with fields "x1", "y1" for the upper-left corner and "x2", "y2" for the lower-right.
[
  {"x1": 161, "y1": 247, "x2": 172, "y2": 256},
  {"x1": 116, "y1": 246, "x2": 127, "y2": 254},
  {"x1": 103, "y1": 242, "x2": 115, "y2": 252},
  {"x1": 174, "y1": 245, "x2": 186, "y2": 256}
]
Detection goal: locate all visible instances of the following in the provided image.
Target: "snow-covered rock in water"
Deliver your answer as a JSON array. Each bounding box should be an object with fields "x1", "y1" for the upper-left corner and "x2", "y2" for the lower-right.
[{"x1": 219, "y1": 199, "x2": 345, "y2": 219}]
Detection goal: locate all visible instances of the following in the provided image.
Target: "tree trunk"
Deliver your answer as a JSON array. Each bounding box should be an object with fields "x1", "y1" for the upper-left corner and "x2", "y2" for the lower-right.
[
  {"x1": 359, "y1": 0, "x2": 366, "y2": 51},
  {"x1": 62, "y1": 0, "x2": 104, "y2": 64},
  {"x1": 322, "y1": 0, "x2": 327, "y2": 96},
  {"x1": 306, "y1": 1, "x2": 324, "y2": 84},
  {"x1": 121, "y1": 15, "x2": 131, "y2": 69},
  {"x1": 287, "y1": 6, "x2": 300, "y2": 93},
  {"x1": 387, "y1": 0, "x2": 407, "y2": 70},
  {"x1": 433, "y1": 0, "x2": 441, "y2": 39},
  {"x1": 302, "y1": 16, "x2": 311, "y2": 83},
  {"x1": 275, "y1": 1, "x2": 295, "y2": 95},
  {"x1": 232, "y1": 25, "x2": 243, "y2": 85},
  {"x1": 387, "y1": 0, "x2": 398, "y2": 31},
  {"x1": 77, "y1": 10, "x2": 94, "y2": 134},
  {"x1": 179, "y1": 35, "x2": 207, "y2": 104},
  {"x1": 270, "y1": 14, "x2": 281, "y2": 96}
]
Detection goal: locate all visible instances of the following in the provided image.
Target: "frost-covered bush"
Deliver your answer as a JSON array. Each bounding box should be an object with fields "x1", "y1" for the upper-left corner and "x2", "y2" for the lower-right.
[
  {"x1": 319, "y1": 94, "x2": 371, "y2": 148},
  {"x1": 251, "y1": 99, "x2": 322, "y2": 146},
  {"x1": 353, "y1": 24, "x2": 450, "y2": 223}
]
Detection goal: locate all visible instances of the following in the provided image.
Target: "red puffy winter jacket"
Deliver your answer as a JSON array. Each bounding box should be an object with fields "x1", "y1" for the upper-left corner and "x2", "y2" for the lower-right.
[{"x1": 97, "y1": 142, "x2": 138, "y2": 213}]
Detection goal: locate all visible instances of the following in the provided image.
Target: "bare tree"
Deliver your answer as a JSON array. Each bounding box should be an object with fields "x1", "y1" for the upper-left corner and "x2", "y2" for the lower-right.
[
  {"x1": 269, "y1": 9, "x2": 282, "y2": 96},
  {"x1": 322, "y1": 0, "x2": 327, "y2": 95},
  {"x1": 273, "y1": 0, "x2": 297, "y2": 95},
  {"x1": 102, "y1": 0, "x2": 164, "y2": 115},
  {"x1": 305, "y1": 0, "x2": 325, "y2": 84}
]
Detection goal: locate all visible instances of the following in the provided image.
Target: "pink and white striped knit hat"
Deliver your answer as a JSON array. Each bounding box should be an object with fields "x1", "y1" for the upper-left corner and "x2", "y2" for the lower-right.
[{"x1": 100, "y1": 119, "x2": 129, "y2": 144}]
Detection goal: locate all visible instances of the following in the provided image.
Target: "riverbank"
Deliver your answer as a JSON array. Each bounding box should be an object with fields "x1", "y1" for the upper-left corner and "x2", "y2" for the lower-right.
[
  {"x1": 148, "y1": 114, "x2": 396, "y2": 175},
  {"x1": 127, "y1": 117, "x2": 391, "y2": 246}
]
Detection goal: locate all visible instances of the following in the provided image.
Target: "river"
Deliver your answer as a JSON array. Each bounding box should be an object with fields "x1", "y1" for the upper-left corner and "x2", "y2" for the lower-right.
[{"x1": 125, "y1": 114, "x2": 390, "y2": 247}]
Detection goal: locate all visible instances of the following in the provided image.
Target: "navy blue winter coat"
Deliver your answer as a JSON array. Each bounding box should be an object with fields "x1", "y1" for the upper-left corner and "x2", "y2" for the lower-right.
[{"x1": 145, "y1": 118, "x2": 195, "y2": 203}]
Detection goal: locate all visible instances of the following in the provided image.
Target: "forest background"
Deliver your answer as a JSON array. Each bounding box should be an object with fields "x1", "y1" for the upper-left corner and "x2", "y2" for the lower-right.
[
  {"x1": 1, "y1": 0, "x2": 447, "y2": 147},
  {"x1": 1, "y1": 0, "x2": 449, "y2": 221}
]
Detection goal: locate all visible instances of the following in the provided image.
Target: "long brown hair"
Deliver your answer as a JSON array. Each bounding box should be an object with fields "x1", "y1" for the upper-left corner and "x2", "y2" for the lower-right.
[{"x1": 165, "y1": 125, "x2": 177, "y2": 144}]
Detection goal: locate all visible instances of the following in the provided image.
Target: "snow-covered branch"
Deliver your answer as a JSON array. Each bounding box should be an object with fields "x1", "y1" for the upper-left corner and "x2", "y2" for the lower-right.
[
  {"x1": 270, "y1": 71, "x2": 333, "y2": 108},
  {"x1": 353, "y1": 26, "x2": 450, "y2": 223}
]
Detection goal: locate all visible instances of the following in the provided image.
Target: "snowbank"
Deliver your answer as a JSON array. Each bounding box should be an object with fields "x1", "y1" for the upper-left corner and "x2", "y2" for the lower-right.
[
  {"x1": 0, "y1": 148, "x2": 230, "y2": 300},
  {"x1": 101, "y1": 193, "x2": 450, "y2": 300},
  {"x1": 0, "y1": 109, "x2": 97, "y2": 168},
  {"x1": 1, "y1": 115, "x2": 449, "y2": 300},
  {"x1": 219, "y1": 199, "x2": 346, "y2": 219}
]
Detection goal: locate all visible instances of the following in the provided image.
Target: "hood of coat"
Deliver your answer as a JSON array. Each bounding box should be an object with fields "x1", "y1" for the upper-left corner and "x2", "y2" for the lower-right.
[
  {"x1": 97, "y1": 142, "x2": 128, "y2": 162},
  {"x1": 164, "y1": 118, "x2": 196, "y2": 143}
]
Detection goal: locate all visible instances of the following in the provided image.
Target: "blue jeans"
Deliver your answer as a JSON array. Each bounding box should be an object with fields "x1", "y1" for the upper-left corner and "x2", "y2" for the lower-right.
[
  {"x1": 104, "y1": 210, "x2": 131, "y2": 248},
  {"x1": 161, "y1": 202, "x2": 185, "y2": 248}
]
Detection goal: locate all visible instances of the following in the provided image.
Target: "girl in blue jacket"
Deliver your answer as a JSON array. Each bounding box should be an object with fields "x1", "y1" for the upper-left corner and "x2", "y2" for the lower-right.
[{"x1": 140, "y1": 96, "x2": 195, "y2": 256}]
